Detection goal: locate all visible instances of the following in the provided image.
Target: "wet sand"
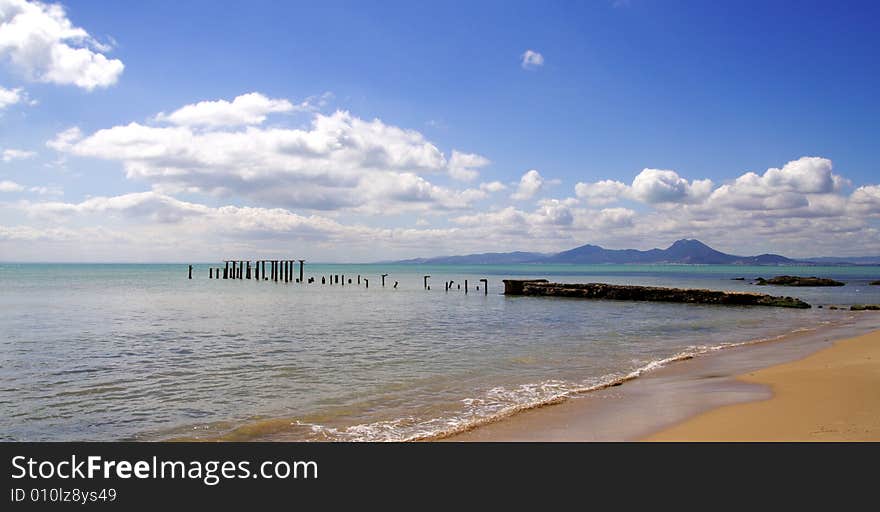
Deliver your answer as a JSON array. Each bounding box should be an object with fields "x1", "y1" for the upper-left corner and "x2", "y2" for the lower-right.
[
  {"x1": 646, "y1": 326, "x2": 880, "y2": 441},
  {"x1": 446, "y1": 313, "x2": 880, "y2": 441}
]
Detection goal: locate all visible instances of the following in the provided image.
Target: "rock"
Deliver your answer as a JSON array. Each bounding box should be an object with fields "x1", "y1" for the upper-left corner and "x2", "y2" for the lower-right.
[
  {"x1": 829, "y1": 306, "x2": 839, "y2": 310},
  {"x1": 870, "y1": 280, "x2": 880, "y2": 286},
  {"x1": 503, "y1": 280, "x2": 811, "y2": 309},
  {"x1": 756, "y1": 275, "x2": 844, "y2": 287},
  {"x1": 731, "y1": 277, "x2": 746, "y2": 281},
  {"x1": 851, "y1": 304, "x2": 880, "y2": 311}
]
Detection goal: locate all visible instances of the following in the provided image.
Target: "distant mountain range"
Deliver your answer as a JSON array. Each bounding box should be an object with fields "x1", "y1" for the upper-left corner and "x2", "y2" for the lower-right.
[{"x1": 389, "y1": 239, "x2": 880, "y2": 266}]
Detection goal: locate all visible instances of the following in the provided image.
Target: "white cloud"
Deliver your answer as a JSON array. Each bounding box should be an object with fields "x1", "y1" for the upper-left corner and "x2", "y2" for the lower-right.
[
  {"x1": 447, "y1": 150, "x2": 490, "y2": 182},
  {"x1": 511, "y1": 169, "x2": 545, "y2": 200},
  {"x1": 48, "y1": 99, "x2": 493, "y2": 214},
  {"x1": 2, "y1": 148, "x2": 36, "y2": 161},
  {"x1": 0, "y1": 0, "x2": 123, "y2": 90},
  {"x1": 0, "y1": 179, "x2": 24, "y2": 191},
  {"x1": 28, "y1": 184, "x2": 61, "y2": 196},
  {"x1": 45, "y1": 125, "x2": 82, "y2": 151},
  {"x1": 154, "y1": 92, "x2": 297, "y2": 128},
  {"x1": 631, "y1": 168, "x2": 713, "y2": 204},
  {"x1": 574, "y1": 179, "x2": 629, "y2": 205},
  {"x1": 520, "y1": 49, "x2": 544, "y2": 70},
  {"x1": 479, "y1": 181, "x2": 506, "y2": 193},
  {"x1": 0, "y1": 84, "x2": 24, "y2": 108},
  {"x1": 574, "y1": 169, "x2": 712, "y2": 205}
]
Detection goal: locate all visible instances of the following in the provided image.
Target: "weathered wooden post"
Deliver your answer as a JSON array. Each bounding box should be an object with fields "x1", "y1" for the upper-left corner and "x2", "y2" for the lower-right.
[
  {"x1": 299, "y1": 260, "x2": 304, "y2": 284},
  {"x1": 357, "y1": 275, "x2": 361, "y2": 285},
  {"x1": 480, "y1": 278, "x2": 488, "y2": 295},
  {"x1": 445, "y1": 281, "x2": 449, "y2": 292},
  {"x1": 381, "y1": 274, "x2": 388, "y2": 287},
  {"x1": 224, "y1": 261, "x2": 229, "y2": 279},
  {"x1": 424, "y1": 275, "x2": 430, "y2": 289},
  {"x1": 364, "y1": 278, "x2": 368, "y2": 288},
  {"x1": 393, "y1": 281, "x2": 398, "y2": 289},
  {"x1": 209, "y1": 268, "x2": 213, "y2": 279},
  {"x1": 246, "y1": 261, "x2": 251, "y2": 280},
  {"x1": 188, "y1": 265, "x2": 192, "y2": 279},
  {"x1": 335, "y1": 275, "x2": 339, "y2": 284},
  {"x1": 284, "y1": 261, "x2": 289, "y2": 283},
  {"x1": 464, "y1": 279, "x2": 468, "y2": 294}
]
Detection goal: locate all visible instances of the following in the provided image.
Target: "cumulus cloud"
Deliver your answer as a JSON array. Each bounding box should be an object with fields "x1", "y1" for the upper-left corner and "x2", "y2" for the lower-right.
[
  {"x1": 574, "y1": 179, "x2": 629, "y2": 205},
  {"x1": 447, "y1": 150, "x2": 490, "y2": 182},
  {"x1": 154, "y1": 92, "x2": 297, "y2": 128},
  {"x1": 0, "y1": 179, "x2": 24, "y2": 191},
  {"x1": 574, "y1": 169, "x2": 712, "y2": 205},
  {"x1": 511, "y1": 169, "x2": 545, "y2": 200},
  {"x1": 708, "y1": 157, "x2": 846, "y2": 211},
  {"x1": 2, "y1": 148, "x2": 36, "y2": 161},
  {"x1": 631, "y1": 168, "x2": 713, "y2": 204},
  {"x1": 47, "y1": 97, "x2": 492, "y2": 214},
  {"x1": 520, "y1": 49, "x2": 544, "y2": 70},
  {"x1": 0, "y1": 84, "x2": 27, "y2": 108},
  {"x1": 0, "y1": 0, "x2": 124, "y2": 89},
  {"x1": 479, "y1": 181, "x2": 506, "y2": 193}
]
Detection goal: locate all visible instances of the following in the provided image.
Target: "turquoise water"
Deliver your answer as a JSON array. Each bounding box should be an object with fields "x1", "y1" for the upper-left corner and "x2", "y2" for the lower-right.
[{"x1": 1, "y1": 263, "x2": 878, "y2": 441}]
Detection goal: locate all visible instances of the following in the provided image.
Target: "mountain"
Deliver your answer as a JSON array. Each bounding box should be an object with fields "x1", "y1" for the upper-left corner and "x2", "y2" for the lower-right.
[{"x1": 389, "y1": 239, "x2": 802, "y2": 265}]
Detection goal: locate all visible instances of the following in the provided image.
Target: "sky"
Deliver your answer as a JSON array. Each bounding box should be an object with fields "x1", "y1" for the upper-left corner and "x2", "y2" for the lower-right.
[{"x1": 1, "y1": 0, "x2": 879, "y2": 262}]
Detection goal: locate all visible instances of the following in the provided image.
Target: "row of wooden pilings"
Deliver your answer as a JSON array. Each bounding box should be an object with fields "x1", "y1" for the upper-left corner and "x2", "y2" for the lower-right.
[
  {"x1": 187, "y1": 264, "x2": 488, "y2": 294},
  {"x1": 198, "y1": 260, "x2": 306, "y2": 283}
]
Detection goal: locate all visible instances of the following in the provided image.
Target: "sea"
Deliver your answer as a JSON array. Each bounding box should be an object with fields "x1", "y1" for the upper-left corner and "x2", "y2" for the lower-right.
[{"x1": 2, "y1": 262, "x2": 879, "y2": 441}]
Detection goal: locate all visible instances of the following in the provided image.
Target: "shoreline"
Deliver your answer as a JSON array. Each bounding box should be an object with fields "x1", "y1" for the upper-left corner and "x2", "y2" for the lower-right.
[
  {"x1": 645, "y1": 326, "x2": 880, "y2": 441},
  {"x1": 444, "y1": 312, "x2": 880, "y2": 441}
]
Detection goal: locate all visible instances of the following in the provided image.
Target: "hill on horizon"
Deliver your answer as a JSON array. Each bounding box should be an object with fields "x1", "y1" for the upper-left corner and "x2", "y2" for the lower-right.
[{"x1": 387, "y1": 239, "x2": 872, "y2": 265}]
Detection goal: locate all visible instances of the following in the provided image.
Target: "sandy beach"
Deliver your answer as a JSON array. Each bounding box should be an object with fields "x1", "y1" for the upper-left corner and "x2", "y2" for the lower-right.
[
  {"x1": 447, "y1": 314, "x2": 880, "y2": 442},
  {"x1": 646, "y1": 328, "x2": 880, "y2": 441}
]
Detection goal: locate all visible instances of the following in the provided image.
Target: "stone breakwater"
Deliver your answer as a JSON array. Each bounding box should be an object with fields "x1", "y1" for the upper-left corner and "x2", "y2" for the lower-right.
[{"x1": 502, "y1": 280, "x2": 811, "y2": 309}]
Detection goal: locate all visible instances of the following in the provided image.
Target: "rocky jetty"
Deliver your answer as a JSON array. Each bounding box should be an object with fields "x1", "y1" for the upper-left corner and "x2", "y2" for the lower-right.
[
  {"x1": 503, "y1": 280, "x2": 811, "y2": 309},
  {"x1": 755, "y1": 275, "x2": 844, "y2": 287},
  {"x1": 851, "y1": 304, "x2": 880, "y2": 311}
]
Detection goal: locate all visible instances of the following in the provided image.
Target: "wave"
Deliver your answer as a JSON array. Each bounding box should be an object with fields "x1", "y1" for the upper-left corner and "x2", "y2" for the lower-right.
[{"x1": 206, "y1": 322, "x2": 840, "y2": 442}]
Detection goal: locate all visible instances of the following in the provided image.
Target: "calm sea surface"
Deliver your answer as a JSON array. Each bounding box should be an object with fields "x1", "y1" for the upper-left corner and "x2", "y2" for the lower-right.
[{"x1": 2, "y1": 263, "x2": 879, "y2": 441}]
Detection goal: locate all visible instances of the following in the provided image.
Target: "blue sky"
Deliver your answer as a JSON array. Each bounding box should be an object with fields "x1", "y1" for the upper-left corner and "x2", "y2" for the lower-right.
[{"x1": 1, "y1": 0, "x2": 879, "y2": 261}]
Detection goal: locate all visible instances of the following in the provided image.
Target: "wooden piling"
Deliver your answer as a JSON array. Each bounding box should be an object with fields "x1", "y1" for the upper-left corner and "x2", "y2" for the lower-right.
[
  {"x1": 209, "y1": 268, "x2": 213, "y2": 279},
  {"x1": 188, "y1": 265, "x2": 192, "y2": 279},
  {"x1": 393, "y1": 281, "x2": 398, "y2": 289},
  {"x1": 364, "y1": 278, "x2": 369, "y2": 288},
  {"x1": 299, "y1": 260, "x2": 304, "y2": 284},
  {"x1": 224, "y1": 261, "x2": 229, "y2": 279},
  {"x1": 480, "y1": 278, "x2": 488, "y2": 295},
  {"x1": 424, "y1": 275, "x2": 430, "y2": 289},
  {"x1": 357, "y1": 275, "x2": 361, "y2": 285},
  {"x1": 382, "y1": 274, "x2": 388, "y2": 287},
  {"x1": 464, "y1": 279, "x2": 468, "y2": 294}
]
